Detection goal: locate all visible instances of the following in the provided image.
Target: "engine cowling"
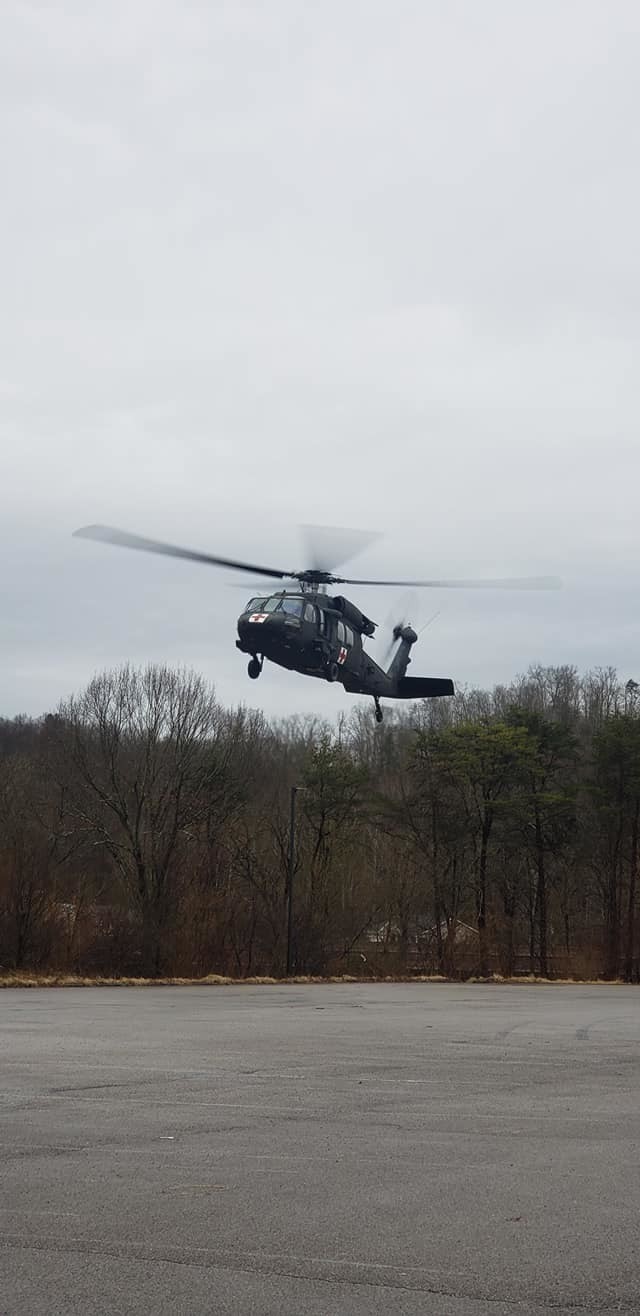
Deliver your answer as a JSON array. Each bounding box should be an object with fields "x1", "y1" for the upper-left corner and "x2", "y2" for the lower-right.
[{"x1": 330, "y1": 596, "x2": 376, "y2": 637}]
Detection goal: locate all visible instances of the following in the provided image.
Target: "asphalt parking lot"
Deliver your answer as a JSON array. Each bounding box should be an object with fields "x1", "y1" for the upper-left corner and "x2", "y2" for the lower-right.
[{"x1": 2, "y1": 983, "x2": 640, "y2": 1315}]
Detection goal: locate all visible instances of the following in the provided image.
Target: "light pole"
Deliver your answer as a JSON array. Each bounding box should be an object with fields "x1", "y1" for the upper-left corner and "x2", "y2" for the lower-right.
[{"x1": 286, "y1": 785, "x2": 306, "y2": 976}]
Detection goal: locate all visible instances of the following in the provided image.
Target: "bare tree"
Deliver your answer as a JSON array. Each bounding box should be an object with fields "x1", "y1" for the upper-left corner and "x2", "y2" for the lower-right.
[
  {"x1": 0, "y1": 756, "x2": 62, "y2": 970},
  {"x1": 55, "y1": 665, "x2": 240, "y2": 975}
]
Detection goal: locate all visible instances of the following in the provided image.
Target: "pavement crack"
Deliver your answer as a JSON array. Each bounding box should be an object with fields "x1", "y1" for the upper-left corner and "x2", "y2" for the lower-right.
[{"x1": 0, "y1": 1236, "x2": 633, "y2": 1311}]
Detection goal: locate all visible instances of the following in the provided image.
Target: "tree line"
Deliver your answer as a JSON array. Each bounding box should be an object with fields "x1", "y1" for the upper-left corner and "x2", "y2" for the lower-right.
[{"x1": 1, "y1": 662, "x2": 639, "y2": 981}]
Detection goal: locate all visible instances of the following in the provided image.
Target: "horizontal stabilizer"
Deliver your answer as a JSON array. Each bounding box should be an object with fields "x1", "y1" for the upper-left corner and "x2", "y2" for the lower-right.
[{"x1": 396, "y1": 677, "x2": 455, "y2": 700}]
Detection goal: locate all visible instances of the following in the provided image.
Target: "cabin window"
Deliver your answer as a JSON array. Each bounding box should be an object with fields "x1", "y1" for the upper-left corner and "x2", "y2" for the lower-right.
[
  {"x1": 304, "y1": 603, "x2": 317, "y2": 624},
  {"x1": 344, "y1": 625, "x2": 355, "y2": 647},
  {"x1": 336, "y1": 620, "x2": 346, "y2": 643}
]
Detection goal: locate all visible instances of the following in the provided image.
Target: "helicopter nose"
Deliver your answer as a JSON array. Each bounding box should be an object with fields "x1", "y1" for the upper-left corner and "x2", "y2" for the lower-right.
[
  {"x1": 237, "y1": 611, "x2": 282, "y2": 640},
  {"x1": 238, "y1": 612, "x2": 269, "y2": 639}
]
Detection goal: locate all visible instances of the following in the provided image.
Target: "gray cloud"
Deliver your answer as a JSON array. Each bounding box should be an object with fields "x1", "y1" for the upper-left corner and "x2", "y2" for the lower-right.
[{"x1": 2, "y1": 0, "x2": 640, "y2": 717}]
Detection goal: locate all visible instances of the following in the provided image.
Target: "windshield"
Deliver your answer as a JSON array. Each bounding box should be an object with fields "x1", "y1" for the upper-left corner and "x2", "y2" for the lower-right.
[{"x1": 244, "y1": 595, "x2": 305, "y2": 615}]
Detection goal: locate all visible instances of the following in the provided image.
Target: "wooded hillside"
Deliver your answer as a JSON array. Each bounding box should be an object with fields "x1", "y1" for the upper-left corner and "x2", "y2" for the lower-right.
[{"x1": 1, "y1": 663, "x2": 639, "y2": 981}]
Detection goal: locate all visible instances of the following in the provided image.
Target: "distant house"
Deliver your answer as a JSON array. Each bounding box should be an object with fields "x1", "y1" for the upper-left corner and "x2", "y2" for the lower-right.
[{"x1": 365, "y1": 917, "x2": 479, "y2": 949}]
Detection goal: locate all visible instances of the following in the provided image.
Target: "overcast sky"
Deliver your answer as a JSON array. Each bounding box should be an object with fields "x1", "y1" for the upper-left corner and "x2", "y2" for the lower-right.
[{"x1": 2, "y1": 1, "x2": 640, "y2": 721}]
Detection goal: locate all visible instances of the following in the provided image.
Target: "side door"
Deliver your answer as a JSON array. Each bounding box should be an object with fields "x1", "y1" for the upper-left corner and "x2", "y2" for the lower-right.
[{"x1": 302, "y1": 600, "x2": 328, "y2": 668}]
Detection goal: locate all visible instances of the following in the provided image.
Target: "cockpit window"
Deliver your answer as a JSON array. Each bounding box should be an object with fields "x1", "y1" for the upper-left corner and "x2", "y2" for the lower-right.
[{"x1": 245, "y1": 595, "x2": 305, "y2": 615}]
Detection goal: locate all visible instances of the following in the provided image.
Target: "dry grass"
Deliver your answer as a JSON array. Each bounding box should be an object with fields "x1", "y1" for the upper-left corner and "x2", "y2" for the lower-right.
[
  {"x1": 463, "y1": 972, "x2": 628, "y2": 986},
  {"x1": 0, "y1": 971, "x2": 630, "y2": 988},
  {"x1": 0, "y1": 972, "x2": 356, "y2": 989}
]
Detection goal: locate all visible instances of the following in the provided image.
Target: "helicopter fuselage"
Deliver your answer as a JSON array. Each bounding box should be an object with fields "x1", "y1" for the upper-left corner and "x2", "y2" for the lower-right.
[{"x1": 236, "y1": 589, "x2": 454, "y2": 713}]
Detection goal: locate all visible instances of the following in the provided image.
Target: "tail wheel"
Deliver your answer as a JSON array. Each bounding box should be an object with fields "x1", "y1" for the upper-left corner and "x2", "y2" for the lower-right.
[{"x1": 326, "y1": 661, "x2": 340, "y2": 683}]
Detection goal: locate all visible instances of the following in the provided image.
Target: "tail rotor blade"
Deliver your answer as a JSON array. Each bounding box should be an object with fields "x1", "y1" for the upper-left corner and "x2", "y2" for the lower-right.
[{"x1": 377, "y1": 589, "x2": 418, "y2": 667}]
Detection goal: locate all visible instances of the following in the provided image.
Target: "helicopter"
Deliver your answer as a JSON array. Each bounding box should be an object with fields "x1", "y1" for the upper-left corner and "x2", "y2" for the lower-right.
[{"x1": 73, "y1": 523, "x2": 561, "y2": 724}]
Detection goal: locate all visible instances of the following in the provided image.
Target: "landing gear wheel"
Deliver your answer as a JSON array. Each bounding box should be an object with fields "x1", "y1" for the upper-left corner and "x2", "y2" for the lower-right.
[
  {"x1": 326, "y1": 661, "x2": 340, "y2": 683},
  {"x1": 248, "y1": 657, "x2": 262, "y2": 680},
  {"x1": 374, "y1": 696, "x2": 383, "y2": 724}
]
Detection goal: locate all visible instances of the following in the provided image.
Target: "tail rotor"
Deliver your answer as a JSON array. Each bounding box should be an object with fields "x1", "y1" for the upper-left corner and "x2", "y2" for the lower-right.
[{"x1": 378, "y1": 590, "x2": 419, "y2": 669}]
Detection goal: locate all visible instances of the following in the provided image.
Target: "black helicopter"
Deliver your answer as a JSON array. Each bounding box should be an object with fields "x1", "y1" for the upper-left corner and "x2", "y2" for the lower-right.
[{"x1": 73, "y1": 523, "x2": 561, "y2": 723}]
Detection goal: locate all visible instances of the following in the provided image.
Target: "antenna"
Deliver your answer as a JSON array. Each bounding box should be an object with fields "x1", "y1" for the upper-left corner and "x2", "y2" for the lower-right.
[{"x1": 417, "y1": 610, "x2": 441, "y2": 638}]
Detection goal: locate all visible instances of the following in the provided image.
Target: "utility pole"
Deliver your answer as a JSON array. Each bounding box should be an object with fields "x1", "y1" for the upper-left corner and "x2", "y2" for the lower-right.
[{"x1": 286, "y1": 785, "x2": 305, "y2": 976}]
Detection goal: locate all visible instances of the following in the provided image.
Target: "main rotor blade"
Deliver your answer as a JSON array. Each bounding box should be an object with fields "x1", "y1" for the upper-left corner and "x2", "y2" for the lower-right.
[
  {"x1": 336, "y1": 575, "x2": 562, "y2": 590},
  {"x1": 299, "y1": 523, "x2": 381, "y2": 574},
  {"x1": 73, "y1": 525, "x2": 292, "y2": 580},
  {"x1": 226, "y1": 581, "x2": 293, "y2": 591}
]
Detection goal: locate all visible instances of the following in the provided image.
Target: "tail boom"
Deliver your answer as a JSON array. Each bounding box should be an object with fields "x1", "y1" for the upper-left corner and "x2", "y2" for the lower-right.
[{"x1": 395, "y1": 676, "x2": 454, "y2": 699}]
